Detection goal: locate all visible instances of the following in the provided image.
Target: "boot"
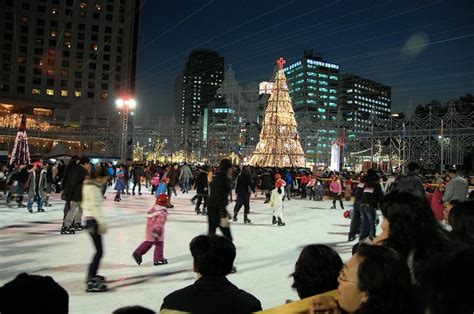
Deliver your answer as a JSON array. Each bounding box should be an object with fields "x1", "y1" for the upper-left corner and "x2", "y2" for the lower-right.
[
  {"x1": 132, "y1": 253, "x2": 142, "y2": 265},
  {"x1": 272, "y1": 216, "x2": 277, "y2": 225},
  {"x1": 74, "y1": 223, "x2": 84, "y2": 231},
  {"x1": 86, "y1": 277, "x2": 108, "y2": 292},
  {"x1": 38, "y1": 208, "x2": 45, "y2": 213},
  {"x1": 195, "y1": 208, "x2": 201, "y2": 215},
  {"x1": 243, "y1": 215, "x2": 251, "y2": 224},
  {"x1": 233, "y1": 213, "x2": 238, "y2": 222},
  {"x1": 27, "y1": 207, "x2": 33, "y2": 213},
  {"x1": 277, "y1": 217, "x2": 285, "y2": 226},
  {"x1": 201, "y1": 208, "x2": 207, "y2": 216},
  {"x1": 154, "y1": 259, "x2": 168, "y2": 266},
  {"x1": 60, "y1": 226, "x2": 75, "y2": 234}
]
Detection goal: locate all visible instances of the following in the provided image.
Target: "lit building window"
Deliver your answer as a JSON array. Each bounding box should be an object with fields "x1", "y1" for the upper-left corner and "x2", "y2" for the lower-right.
[
  {"x1": 32, "y1": 88, "x2": 41, "y2": 95},
  {"x1": 101, "y1": 91, "x2": 108, "y2": 99},
  {"x1": 80, "y1": 2, "x2": 87, "y2": 8},
  {"x1": 52, "y1": 7, "x2": 59, "y2": 14},
  {"x1": 95, "y1": 3, "x2": 101, "y2": 10},
  {"x1": 64, "y1": 41, "x2": 71, "y2": 49},
  {"x1": 47, "y1": 69, "x2": 55, "y2": 76},
  {"x1": 91, "y1": 44, "x2": 98, "y2": 51},
  {"x1": 46, "y1": 89, "x2": 54, "y2": 96},
  {"x1": 33, "y1": 108, "x2": 53, "y2": 116},
  {"x1": 61, "y1": 90, "x2": 68, "y2": 97},
  {"x1": 50, "y1": 30, "x2": 57, "y2": 37},
  {"x1": 74, "y1": 91, "x2": 81, "y2": 97}
]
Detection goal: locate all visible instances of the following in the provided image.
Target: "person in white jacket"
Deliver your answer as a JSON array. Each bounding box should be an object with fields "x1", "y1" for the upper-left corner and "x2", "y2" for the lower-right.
[
  {"x1": 270, "y1": 179, "x2": 286, "y2": 226},
  {"x1": 82, "y1": 167, "x2": 109, "y2": 293}
]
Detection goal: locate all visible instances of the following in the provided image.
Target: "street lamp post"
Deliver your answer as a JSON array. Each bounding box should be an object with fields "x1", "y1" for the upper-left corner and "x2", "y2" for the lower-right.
[{"x1": 116, "y1": 97, "x2": 136, "y2": 163}]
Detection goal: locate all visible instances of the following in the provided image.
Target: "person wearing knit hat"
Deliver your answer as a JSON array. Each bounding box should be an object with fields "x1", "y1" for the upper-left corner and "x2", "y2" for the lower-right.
[
  {"x1": 132, "y1": 195, "x2": 169, "y2": 266},
  {"x1": 270, "y1": 178, "x2": 286, "y2": 226}
]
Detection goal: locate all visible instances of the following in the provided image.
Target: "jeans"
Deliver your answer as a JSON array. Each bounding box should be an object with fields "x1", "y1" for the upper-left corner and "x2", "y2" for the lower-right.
[
  {"x1": 208, "y1": 206, "x2": 232, "y2": 241},
  {"x1": 359, "y1": 204, "x2": 376, "y2": 241},
  {"x1": 27, "y1": 196, "x2": 43, "y2": 210},
  {"x1": 348, "y1": 201, "x2": 361, "y2": 238},
  {"x1": 284, "y1": 184, "x2": 292, "y2": 199},
  {"x1": 234, "y1": 193, "x2": 250, "y2": 215},
  {"x1": 332, "y1": 193, "x2": 344, "y2": 209},
  {"x1": 86, "y1": 219, "x2": 103, "y2": 279},
  {"x1": 132, "y1": 180, "x2": 141, "y2": 194},
  {"x1": 182, "y1": 177, "x2": 191, "y2": 193},
  {"x1": 63, "y1": 201, "x2": 81, "y2": 227}
]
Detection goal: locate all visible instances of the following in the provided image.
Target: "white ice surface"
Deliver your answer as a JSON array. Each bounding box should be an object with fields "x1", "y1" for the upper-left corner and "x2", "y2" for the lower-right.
[{"x1": 0, "y1": 188, "x2": 379, "y2": 313}]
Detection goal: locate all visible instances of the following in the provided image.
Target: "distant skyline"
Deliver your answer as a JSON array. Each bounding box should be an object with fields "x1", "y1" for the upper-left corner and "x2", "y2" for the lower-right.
[{"x1": 135, "y1": 0, "x2": 474, "y2": 120}]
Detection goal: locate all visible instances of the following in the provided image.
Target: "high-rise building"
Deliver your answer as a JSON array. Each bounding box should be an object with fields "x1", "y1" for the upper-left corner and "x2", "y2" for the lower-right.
[
  {"x1": 174, "y1": 50, "x2": 224, "y2": 155},
  {"x1": 284, "y1": 50, "x2": 340, "y2": 165},
  {"x1": 339, "y1": 74, "x2": 391, "y2": 131},
  {"x1": 0, "y1": 0, "x2": 140, "y2": 118}
]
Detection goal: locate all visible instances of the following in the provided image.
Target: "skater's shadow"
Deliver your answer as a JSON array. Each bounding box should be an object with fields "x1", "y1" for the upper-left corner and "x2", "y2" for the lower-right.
[{"x1": 106, "y1": 268, "x2": 192, "y2": 291}]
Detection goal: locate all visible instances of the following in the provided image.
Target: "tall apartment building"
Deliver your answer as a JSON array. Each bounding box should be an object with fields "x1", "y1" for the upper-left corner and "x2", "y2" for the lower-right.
[
  {"x1": 339, "y1": 74, "x2": 391, "y2": 131},
  {"x1": 0, "y1": 0, "x2": 140, "y2": 119},
  {"x1": 174, "y1": 50, "x2": 224, "y2": 154},
  {"x1": 284, "y1": 50, "x2": 340, "y2": 165}
]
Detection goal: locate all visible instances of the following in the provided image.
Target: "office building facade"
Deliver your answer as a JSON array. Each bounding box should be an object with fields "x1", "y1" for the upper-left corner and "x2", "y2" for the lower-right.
[
  {"x1": 174, "y1": 49, "x2": 224, "y2": 154},
  {"x1": 0, "y1": 0, "x2": 140, "y2": 117},
  {"x1": 284, "y1": 50, "x2": 340, "y2": 165},
  {"x1": 339, "y1": 74, "x2": 391, "y2": 131}
]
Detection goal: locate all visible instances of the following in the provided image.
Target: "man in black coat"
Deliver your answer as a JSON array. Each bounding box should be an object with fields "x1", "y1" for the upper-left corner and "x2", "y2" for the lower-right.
[
  {"x1": 207, "y1": 159, "x2": 233, "y2": 241},
  {"x1": 394, "y1": 161, "x2": 425, "y2": 198},
  {"x1": 160, "y1": 235, "x2": 262, "y2": 314},
  {"x1": 62, "y1": 157, "x2": 90, "y2": 233},
  {"x1": 131, "y1": 164, "x2": 143, "y2": 196},
  {"x1": 260, "y1": 169, "x2": 272, "y2": 203},
  {"x1": 192, "y1": 166, "x2": 209, "y2": 215},
  {"x1": 233, "y1": 166, "x2": 255, "y2": 224}
]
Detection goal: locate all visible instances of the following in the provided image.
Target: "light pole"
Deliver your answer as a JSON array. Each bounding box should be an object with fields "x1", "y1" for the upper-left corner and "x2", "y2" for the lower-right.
[{"x1": 116, "y1": 97, "x2": 136, "y2": 163}]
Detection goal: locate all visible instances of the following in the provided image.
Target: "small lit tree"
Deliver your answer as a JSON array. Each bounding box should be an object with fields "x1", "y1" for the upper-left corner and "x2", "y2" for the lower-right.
[
  {"x1": 147, "y1": 136, "x2": 166, "y2": 162},
  {"x1": 133, "y1": 144, "x2": 144, "y2": 161}
]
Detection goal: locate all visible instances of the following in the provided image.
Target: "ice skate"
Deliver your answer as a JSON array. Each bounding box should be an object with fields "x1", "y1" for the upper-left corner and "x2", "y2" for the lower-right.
[
  {"x1": 154, "y1": 259, "x2": 168, "y2": 265},
  {"x1": 232, "y1": 213, "x2": 238, "y2": 222},
  {"x1": 74, "y1": 223, "x2": 84, "y2": 231},
  {"x1": 272, "y1": 216, "x2": 277, "y2": 225},
  {"x1": 132, "y1": 253, "x2": 142, "y2": 265},
  {"x1": 277, "y1": 217, "x2": 285, "y2": 226},
  {"x1": 60, "y1": 226, "x2": 75, "y2": 234},
  {"x1": 37, "y1": 208, "x2": 45, "y2": 213},
  {"x1": 86, "y1": 278, "x2": 108, "y2": 292},
  {"x1": 27, "y1": 208, "x2": 33, "y2": 213},
  {"x1": 243, "y1": 215, "x2": 251, "y2": 224}
]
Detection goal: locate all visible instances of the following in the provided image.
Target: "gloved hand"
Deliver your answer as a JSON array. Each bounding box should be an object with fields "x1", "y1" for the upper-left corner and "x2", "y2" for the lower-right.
[
  {"x1": 98, "y1": 223, "x2": 108, "y2": 234},
  {"x1": 153, "y1": 229, "x2": 161, "y2": 239}
]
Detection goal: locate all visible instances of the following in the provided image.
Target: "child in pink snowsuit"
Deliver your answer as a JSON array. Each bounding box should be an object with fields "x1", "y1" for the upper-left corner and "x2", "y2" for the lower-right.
[{"x1": 132, "y1": 194, "x2": 168, "y2": 266}]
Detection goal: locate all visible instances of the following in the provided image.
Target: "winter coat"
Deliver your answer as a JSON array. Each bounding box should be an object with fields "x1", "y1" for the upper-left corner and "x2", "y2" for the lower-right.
[
  {"x1": 284, "y1": 171, "x2": 293, "y2": 185},
  {"x1": 156, "y1": 182, "x2": 168, "y2": 196},
  {"x1": 64, "y1": 165, "x2": 88, "y2": 202},
  {"x1": 161, "y1": 276, "x2": 262, "y2": 314},
  {"x1": 132, "y1": 165, "x2": 143, "y2": 183},
  {"x1": 360, "y1": 182, "x2": 384, "y2": 208},
  {"x1": 145, "y1": 205, "x2": 168, "y2": 242},
  {"x1": 27, "y1": 169, "x2": 47, "y2": 199},
  {"x1": 82, "y1": 178, "x2": 106, "y2": 226},
  {"x1": 195, "y1": 170, "x2": 209, "y2": 196},
  {"x1": 235, "y1": 172, "x2": 255, "y2": 196},
  {"x1": 208, "y1": 171, "x2": 232, "y2": 210},
  {"x1": 329, "y1": 180, "x2": 342, "y2": 194},
  {"x1": 260, "y1": 172, "x2": 272, "y2": 190},
  {"x1": 115, "y1": 177, "x2": 125, "y2": 191},
  {"x1": 179, "y1": 165, "x2": 193, "y2": 179},
  {"x1": 442, "y1": 175, "x2": 468, "y2": 202},
  {"x1": 270, "y1": 188, "x2": 284, "y2": 210},
  {"x1": 167, "y1": 168, "x2": 179, "y2": 186}
]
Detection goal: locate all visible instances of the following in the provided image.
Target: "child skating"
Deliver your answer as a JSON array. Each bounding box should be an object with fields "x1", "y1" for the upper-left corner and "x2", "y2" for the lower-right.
[
  {"x1": 132, "y1": 194, "x2": 169, "y2": 266},
  {"x1": 270, "y1": 179, "x2": 286, "y2": 226}
]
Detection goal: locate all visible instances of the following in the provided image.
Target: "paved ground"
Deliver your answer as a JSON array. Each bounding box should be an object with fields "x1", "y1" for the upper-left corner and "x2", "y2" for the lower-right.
[{"x1": 0, "y1": 188, "x2": 379, "y2": 313}]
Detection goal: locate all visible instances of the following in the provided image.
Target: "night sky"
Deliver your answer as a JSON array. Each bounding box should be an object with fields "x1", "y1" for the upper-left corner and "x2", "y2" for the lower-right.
[{"x1": 135, "y1": 0, "x2": 474, "y2": 121}]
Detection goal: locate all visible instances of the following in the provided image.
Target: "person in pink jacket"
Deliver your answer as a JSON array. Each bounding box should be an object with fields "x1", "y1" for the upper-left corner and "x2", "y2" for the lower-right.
[
  {"x1": 329, "y1": 175, "x2": 344, "y2": 210},
  {"x1": 132, "y1": 194, "x2": 169, "y2": 266}
]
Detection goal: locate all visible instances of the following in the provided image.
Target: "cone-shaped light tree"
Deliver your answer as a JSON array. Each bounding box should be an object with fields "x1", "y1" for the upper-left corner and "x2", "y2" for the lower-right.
[
  {"x1": 249, "y1": 57, "x2": 305, "y2": 167},
  {"x1": 9, "y1": 114, "x2": 31, "y2": 165}
]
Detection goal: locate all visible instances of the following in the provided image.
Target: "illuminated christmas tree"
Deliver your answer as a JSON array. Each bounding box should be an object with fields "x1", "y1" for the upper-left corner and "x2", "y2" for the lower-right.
[
  {"x1": 249, "y1": 57, "x2": 305, "y2": 168},
  {"x1": 9, "y1": 114, "x2": 31, "y2": 165}
]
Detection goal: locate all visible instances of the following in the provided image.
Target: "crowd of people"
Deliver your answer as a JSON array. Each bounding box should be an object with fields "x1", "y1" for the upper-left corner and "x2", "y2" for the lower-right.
[{"x1": 1, "y1": 157, "x2": 473, "y2": 313}]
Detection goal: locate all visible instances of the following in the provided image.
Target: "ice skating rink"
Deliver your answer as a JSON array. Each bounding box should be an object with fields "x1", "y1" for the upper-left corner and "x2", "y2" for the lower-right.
[{"x1": 0, "y1": 189, "x2": 378, "y2": 313}]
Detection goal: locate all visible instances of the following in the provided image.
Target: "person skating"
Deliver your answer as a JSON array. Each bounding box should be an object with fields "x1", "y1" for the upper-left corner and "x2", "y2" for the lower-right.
[
  {"x1": 114, "y1": 170, "x2": 125, "y2": 202},
  {"x1": 329, "y1": 174, "x2": 344, "y2": 209},
  {"x1": 233, "y1": 166, "x2": 255, "y2": 224},
  {"x1": 260, "y1": 169, "x2": 272, "y2": 203},
  {"x1": 207, "y1": 159, "x2": 233, "y2": 241},
  {"x1": 26, "y1": 162, "x2": 47, "y2": 213},
  {"x1": 270, "y1": 179, "x2": 286, "y2": 226},
  {"x1": 131, "y1": 164, "x2": 143, "y2": 196},
  {"x1": 192, "y1": 166, "x2": 209, "y2": 215},
  {"x1": 132, "y1": 194, "x2": 169, "y2": 266},
  {"x1": 83, "y1": 167, "x2": 109, "y2": 292}
]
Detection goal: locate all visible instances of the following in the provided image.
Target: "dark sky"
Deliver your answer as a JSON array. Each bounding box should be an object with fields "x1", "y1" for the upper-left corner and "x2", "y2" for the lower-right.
[{"x1": 135, "y1": 0, "x2": 474, "y2": 121}]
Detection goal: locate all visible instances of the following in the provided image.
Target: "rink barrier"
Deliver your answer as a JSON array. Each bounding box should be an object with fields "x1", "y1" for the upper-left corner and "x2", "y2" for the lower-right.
[{"x1": 158, "y1": 290, "x2": 338, "y2": 314}]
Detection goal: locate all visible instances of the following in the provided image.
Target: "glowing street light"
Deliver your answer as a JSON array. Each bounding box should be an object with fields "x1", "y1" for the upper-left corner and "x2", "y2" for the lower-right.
[{"x1": 116, "y1": 97, "x2": 137, "y2": 163}]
